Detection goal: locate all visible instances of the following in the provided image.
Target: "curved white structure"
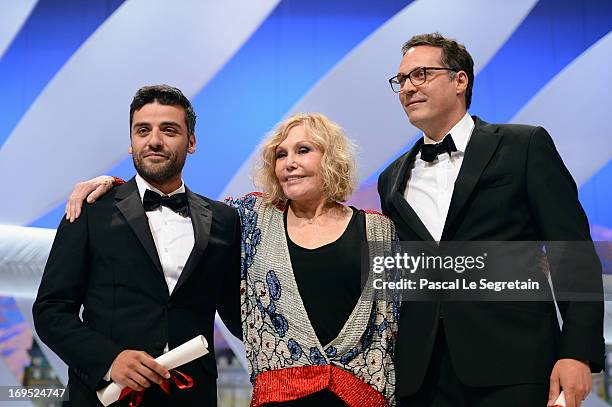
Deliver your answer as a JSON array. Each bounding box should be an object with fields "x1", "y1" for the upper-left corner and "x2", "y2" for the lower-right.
[
  {"x1": 0, "y1": 225, "x2": 54, "y2": 298},
  {"x1": 0, "y1": 0, "x2": 38, "y2": 59},
  {"x1": 511, "y1": 32, "x2": 612, "y2": 186}
]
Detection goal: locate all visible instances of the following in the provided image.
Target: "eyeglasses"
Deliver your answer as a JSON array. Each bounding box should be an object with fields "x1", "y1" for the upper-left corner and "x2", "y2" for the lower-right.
[{"x1": 388, "y1": 67, "x2": 458, "y2": 93}]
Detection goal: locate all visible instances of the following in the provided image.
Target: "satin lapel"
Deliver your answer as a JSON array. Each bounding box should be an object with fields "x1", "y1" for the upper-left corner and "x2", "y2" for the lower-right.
[
  {"x1": 389, "y1": 139, "x2": 435, "y2": 242},
  {"x1": 114, "y1": 178, "x2": 163, "y2": 276},
  {"x1": 173, "y1": 188, "x2": 212, "y2": 295},
  {"x1": 442, "y1": 118, "x2": 501, "y2": 240}
]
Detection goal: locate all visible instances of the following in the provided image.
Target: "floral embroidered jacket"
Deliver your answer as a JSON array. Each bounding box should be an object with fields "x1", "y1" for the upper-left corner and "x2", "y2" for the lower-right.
[{"x1": 226, "y1": 193, "x2": 400, "y2": 407}]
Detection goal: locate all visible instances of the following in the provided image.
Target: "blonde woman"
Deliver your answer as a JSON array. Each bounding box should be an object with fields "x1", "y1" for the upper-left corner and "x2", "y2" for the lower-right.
[{"x1": 66, "y1": 113, "x2": 399, "y2": 406}]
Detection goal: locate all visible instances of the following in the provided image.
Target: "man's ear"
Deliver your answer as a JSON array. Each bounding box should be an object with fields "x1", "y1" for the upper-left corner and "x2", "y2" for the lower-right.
[
  {"x1": 128, "y1": 146, "x2": 133, "y2": 154},
  {"x1": 455, "y1": 71, "x2": 468, "y2": 97},
  {"x1": 187, "y1": 134, "x2": 196, "y2": 154}
]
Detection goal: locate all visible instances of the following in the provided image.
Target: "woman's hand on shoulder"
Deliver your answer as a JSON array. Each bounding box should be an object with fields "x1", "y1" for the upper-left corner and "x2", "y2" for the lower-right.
[{"x1": 65, "y1": 175, "x2": 116, "y2": 223}]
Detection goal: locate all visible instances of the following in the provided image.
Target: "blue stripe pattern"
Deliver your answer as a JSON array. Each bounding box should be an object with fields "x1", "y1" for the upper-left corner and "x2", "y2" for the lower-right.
[
  {"x1": 7, "y1": 0, "x2": 609, "y2": 232},
  {"x1": 0, "y1": 0, "x2": 124, "y2": 148}
]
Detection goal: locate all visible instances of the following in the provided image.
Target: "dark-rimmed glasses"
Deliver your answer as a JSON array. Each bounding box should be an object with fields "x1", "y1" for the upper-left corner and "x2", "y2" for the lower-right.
[{"x1": 388, "y1": 67, "x2": 458, "y2": 93}]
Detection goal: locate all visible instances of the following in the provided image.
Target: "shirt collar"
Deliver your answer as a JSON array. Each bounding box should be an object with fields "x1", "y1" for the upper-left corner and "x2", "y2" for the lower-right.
[
  {"x1": 423, "y1": 112, "x2": 474, "y2": 153},
  {"x1": 135, "y1": 173, "x2": 186, "y2": 203}
]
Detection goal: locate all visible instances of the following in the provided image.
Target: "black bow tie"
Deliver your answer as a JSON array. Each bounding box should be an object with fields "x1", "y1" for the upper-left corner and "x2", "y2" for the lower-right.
[
  {"x1": 420, "y1": 135, "x2": 457, "y2": 162},
  {"x1": 143, "y1": 189, "x2": 189, "y2": 216}
]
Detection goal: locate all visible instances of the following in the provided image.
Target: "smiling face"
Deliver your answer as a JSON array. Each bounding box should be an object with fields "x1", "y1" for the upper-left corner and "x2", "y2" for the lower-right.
[
  {"x1": 129, "y1": 102, "x2": 195, "y2": 191},
  {"x1": 274, "y1": 124, "x2": 325, "y2": 203},
  {"x1": 398, "y1": 45, "x2": 467, "y2": 139}
]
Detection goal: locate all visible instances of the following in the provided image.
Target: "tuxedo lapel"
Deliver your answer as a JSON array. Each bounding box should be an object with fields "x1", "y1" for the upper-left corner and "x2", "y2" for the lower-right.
[
  {"x1": 442, "y1": 118, "x2": 501, "y2": 240},
  {"x1": 115, "y1": 178, "x2": 164, "y2": 276},
  {"x1": 389, "y1": 139, "x2": 435, "y2": 242},
  {"x1": 173, "y1": 188, "x2": 212, "y2": 294}
]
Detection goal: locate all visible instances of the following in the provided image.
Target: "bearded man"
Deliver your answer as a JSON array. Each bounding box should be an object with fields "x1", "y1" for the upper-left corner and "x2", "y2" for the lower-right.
[{"x1": 33, "y1": 85, "x2": 241, "y2": 406}]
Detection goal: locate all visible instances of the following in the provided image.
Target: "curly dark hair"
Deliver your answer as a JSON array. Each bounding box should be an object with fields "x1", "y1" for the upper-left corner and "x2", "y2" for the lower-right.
[{"x1": 129, "y1": 84, "x2": 196, "y2": 136}]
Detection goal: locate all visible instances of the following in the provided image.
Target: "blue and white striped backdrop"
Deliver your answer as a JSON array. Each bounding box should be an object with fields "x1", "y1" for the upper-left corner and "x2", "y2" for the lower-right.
[
  {"x1": 0, "y1": 2, "x2": 610, "y2": 403},
  {"x1": 0, "y1": 0, "x2": 609, "y2": 235}
]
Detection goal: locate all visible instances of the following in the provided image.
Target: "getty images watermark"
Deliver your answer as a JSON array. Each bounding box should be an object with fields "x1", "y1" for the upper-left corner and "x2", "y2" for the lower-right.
[
  {"x1": 360, "y1": 241, "x2": 606, "y2": 302},
  {"x1": 372, "y1": 251, "x2": 539, "y2": 292}
]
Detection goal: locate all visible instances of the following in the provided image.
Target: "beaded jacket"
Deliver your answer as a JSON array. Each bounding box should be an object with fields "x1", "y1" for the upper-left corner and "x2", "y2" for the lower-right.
[{"x1": 226, "y1": 193, "x2": 400, "y2": 407}]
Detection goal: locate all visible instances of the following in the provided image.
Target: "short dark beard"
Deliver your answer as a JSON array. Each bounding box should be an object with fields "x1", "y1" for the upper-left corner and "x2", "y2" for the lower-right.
[{"x1": 133, "y1": 150, "x2": 187, "y2": 186}]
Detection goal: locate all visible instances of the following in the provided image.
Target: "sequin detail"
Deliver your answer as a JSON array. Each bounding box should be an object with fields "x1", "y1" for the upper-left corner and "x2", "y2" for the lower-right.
[{"x1": 251, "y1": 365, "x2": 388, "y2": 407}]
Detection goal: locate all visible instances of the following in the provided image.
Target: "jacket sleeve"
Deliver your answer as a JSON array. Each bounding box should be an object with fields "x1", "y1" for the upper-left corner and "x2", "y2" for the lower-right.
[
  {"x1": 378, "y1": 170, "x2": 390, "y2": 216},
  {"x1": 216, "y1": 209, "x2": 243, "y2": 339},
  {"x1": 32, "y1": 205, "x2": 124, "y2": 390},
  {"x1": 525, "y1": 126, "x2": 604, "y2": 372}
]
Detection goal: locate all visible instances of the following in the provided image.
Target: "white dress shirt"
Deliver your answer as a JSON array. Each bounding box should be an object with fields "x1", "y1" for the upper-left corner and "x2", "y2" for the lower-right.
[
  {"x1": 404, "y1": 112, "x2": 475, "y2": 242},
  {"x1": 135, "y1": 174, "x2": 195, "y2": 295},
  {"x1": 104, "y1": 175, "x2": 194, "y2": 381}
]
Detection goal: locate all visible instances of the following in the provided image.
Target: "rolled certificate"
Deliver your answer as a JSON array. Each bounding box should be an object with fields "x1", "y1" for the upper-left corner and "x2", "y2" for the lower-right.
[
  {"x1": 553, "y1": 391, "x2": 566, "y2": 407},
  {"x1": 96, "y1": 335, "x2": 209, "y2": 406}
]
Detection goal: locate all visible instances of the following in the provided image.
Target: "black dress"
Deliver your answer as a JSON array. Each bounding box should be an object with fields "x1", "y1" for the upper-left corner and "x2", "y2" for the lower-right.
[{"x1": 262, "y1": 208, "x2": 365, "y2": 406}]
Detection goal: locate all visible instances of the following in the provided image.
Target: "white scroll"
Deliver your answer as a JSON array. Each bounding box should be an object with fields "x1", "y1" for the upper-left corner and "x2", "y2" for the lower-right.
[{"x1": 96, "y1": 335, "x2": 208, "y2": 406}]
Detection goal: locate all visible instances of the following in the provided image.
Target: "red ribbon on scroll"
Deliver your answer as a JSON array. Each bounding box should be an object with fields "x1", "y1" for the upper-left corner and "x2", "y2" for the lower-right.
[{"x1": 118, "y1": 369, "x2": 194, "y2": 407}]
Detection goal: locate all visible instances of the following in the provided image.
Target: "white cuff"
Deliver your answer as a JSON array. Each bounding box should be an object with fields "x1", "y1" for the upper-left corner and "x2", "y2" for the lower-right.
[{"x1": 103, "y1": 365, "x2": 112, "y2": 382}]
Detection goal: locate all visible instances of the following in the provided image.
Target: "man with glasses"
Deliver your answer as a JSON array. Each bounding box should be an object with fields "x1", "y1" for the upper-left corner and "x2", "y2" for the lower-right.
[{"x1": 378, "y1": 33, "x2": 603, "y2": 407}]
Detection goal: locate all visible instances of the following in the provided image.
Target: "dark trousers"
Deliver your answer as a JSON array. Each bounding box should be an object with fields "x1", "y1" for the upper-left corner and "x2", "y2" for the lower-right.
[{"x1": 399, "y1": 323, "x2": 548, "y2": 407}]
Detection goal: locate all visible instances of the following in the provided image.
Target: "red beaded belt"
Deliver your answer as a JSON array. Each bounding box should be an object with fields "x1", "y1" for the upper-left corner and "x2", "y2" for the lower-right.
[{"x1": 251, "y1": 364, "x2": 388, "y2": 407}]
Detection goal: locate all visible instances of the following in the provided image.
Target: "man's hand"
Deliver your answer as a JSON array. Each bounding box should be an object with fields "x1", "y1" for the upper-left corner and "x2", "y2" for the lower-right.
[
  {"x1": 547, "y1": 359, "x2": 592, "y2": 407},
  {"x1": 110, "y1": 350, "x2": 170, "y2": 392},
  {"x1": 65, "y1": 175, "x2": 115, "y2": 223}
]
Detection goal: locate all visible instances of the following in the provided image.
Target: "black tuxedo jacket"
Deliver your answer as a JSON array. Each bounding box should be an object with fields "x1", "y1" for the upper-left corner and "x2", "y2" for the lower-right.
[
  {"x1": 33, "y1": 178, "x2": 241, "y2": 406},
  {"x1": 378, "y1": 117, "x2": 604, "y2": 397}
]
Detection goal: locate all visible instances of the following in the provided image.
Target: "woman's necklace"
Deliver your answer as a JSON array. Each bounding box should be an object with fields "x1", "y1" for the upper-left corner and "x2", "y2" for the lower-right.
[
  {"x1": 289, "y1": 203, "x2": 346, "y2": 224},
  {"x1": 306, "y1": 213, "x2": 322, "y2": 224}
]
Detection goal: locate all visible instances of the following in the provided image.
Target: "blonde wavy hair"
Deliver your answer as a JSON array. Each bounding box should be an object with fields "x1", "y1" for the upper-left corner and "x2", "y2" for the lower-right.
[{"x1": 255, "y1": 113, "x2": 357, "y2": 204}]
